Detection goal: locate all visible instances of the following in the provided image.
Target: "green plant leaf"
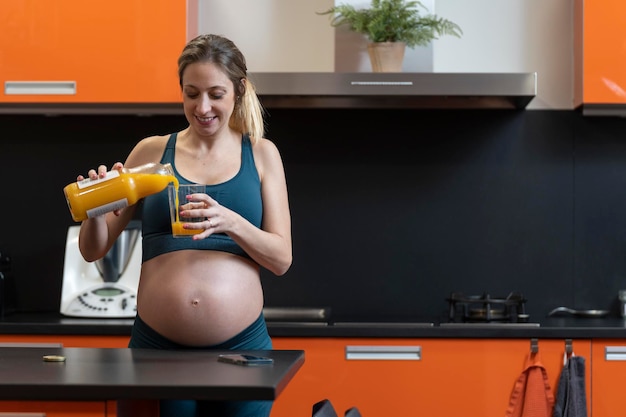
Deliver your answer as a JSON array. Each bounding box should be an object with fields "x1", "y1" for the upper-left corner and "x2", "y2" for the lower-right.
[{"x1": 317, "y1": 0, "x2": 462, "y2": 48}]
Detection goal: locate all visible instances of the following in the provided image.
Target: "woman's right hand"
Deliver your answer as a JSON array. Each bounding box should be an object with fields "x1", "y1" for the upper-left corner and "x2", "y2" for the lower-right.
[
  {"x1": 77, "y1": 162, "x2": 125, "y2": 218},
  {"x1": 77, "y1": 162, "x2": 124, "y2": 182}
]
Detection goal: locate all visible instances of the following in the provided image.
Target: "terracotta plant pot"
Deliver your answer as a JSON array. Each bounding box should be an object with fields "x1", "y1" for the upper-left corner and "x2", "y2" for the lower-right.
[{"x1": 367, "y1": 42, "x2": 406, "y2": 72}]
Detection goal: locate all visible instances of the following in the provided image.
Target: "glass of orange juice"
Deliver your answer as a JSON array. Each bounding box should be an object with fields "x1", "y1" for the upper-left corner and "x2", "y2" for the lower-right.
[{"x1": 168, "y1": 183, "x2": 205, "y2": 237}]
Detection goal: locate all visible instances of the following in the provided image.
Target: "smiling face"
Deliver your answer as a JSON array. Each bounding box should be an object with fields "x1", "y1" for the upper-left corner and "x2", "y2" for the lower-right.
[{"x1": 181, "y1": 61, "x2": 237, "y2": 137}]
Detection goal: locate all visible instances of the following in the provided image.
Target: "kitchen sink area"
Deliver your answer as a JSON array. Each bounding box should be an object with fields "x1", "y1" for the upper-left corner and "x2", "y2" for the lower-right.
[{"x1": 263, "y1": 307, "x2": 435, "y2": 328}]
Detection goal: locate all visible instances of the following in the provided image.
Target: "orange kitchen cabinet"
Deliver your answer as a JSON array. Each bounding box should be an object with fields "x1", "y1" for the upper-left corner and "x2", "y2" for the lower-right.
[
  {"x1": 271, "y1": 337, "x2": 592, "y2": 417},
  {"x1": 0, "y1": 0, "x2": 185, "y2": 103},
  {"x1": 0, "y1": 401, "x2": 110, "y2": 417},
  {"x1": 0, "y1": 334, "x2": 130, "y2": 347},
  {"x1": 579, "y1": 0, "x2": 626, "y2": 104},
  {"x1": 0, "y1": 334, "x2": 129, "y2": 417},
  {"x1": 590, "y1": 339, "x2": 626, "y2": 417}
]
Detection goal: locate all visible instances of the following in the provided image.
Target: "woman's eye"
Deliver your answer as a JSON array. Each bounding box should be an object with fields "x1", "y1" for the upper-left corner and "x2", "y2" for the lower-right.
[{"x1": 184, "y1": 92, "x2": 225, "y2": 100}]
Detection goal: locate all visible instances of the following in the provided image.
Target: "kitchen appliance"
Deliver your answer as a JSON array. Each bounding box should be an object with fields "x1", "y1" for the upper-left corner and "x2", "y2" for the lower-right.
[
  {"x1": 60, "y1": 221, "x2": 141, "y2": 318},
  {"x1": 547, "y1": 307, "x2": 609, "y2": 318},
  {"x1": 248, "y1": 72, "x2": 537, "y2": 109},
  {"x1": 446, "y1": 292, "x2": 529, "y2": 323}
]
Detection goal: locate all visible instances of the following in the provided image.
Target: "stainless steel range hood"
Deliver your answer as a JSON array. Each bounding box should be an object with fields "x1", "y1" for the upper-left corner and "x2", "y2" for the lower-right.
[
  {"x1": 249, "y1": 72, "x2": 537, "y2": 110},
  {"x1": 0, "y1": 72, "x2": 536, "y2": 115}
]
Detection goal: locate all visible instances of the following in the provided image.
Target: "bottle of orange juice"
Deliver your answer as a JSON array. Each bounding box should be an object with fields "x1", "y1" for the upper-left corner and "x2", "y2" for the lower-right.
[{"x1": 63, "y1": 163, "x2": 177, "y2": 222}]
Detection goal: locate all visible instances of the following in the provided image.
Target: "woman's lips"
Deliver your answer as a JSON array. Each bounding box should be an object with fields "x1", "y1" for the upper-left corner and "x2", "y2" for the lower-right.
[{"x1": 196, "y1": 115, "x2": 216, "y2": 123}]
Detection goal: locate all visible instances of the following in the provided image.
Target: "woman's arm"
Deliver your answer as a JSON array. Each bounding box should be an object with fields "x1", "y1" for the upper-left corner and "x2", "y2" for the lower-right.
[
  {"x1": 234, "y1": 138, "x2": 292, "y2": 275},
  {"x1": 77, "y1": 162, "x2": 137, "y2": 262},
  {"x1": 206, "y1": 138, "x2": 293, "y2": 276},
  {"x1": 77, "y1": 135, "x2": 168, "y2": 262}
]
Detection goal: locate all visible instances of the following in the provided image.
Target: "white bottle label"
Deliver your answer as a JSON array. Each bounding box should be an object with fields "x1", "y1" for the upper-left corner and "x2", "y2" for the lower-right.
[
  {"x1": 85, "y1": 198, "x2": 129, "y2": 219},
  {"x1": 76, "y1": 170, "x2": 120, "y2": 189}
]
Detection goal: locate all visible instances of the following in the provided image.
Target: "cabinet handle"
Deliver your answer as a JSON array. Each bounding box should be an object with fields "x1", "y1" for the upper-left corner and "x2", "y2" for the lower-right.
[
  {"x1": 605, "y1": 346, "x2": 626, "y2": 361},
  {"x1": 5, "y1": 81, "x2": 76, "y2": 95},
  {"x1": 345, "y1": 345, "x2": 421, "y2": 360}
]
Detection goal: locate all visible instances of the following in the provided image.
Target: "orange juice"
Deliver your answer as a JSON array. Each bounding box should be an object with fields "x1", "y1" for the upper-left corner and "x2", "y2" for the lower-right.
[
  {"x1": 170, "y1": 221, "x2": 202, "y2": 236},
  {"x1": 64, "y1": 163, "x2": 176, "y2": 222},
  {"x1": 169, "y1": 184, "x2": 204, "y2": 237}
]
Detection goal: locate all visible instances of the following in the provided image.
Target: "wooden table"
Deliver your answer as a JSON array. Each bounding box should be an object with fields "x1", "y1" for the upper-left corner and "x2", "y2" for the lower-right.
[{"x1": 0, "y1": 347, "x2": 304, "y2": 401}]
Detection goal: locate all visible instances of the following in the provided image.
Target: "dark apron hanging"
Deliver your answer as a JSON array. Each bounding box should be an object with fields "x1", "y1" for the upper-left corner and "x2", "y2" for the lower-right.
[{"x1": 553, "y1": 352, "x2": 588, "y2": 417}]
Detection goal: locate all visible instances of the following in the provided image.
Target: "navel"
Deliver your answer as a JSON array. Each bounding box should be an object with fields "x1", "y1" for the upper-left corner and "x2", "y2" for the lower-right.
[{"x1": 191, "y1": 299, "x2": 200, "y2": 307}]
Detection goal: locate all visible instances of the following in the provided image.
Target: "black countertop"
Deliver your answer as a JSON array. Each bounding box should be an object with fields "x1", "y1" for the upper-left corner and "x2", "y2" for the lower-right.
[
  {"x1": 0, "y1": 346, "x2": 304, "y2": 401},
  {"x1": 3, "y1": 312, "x2": 626, "y2": 339}
]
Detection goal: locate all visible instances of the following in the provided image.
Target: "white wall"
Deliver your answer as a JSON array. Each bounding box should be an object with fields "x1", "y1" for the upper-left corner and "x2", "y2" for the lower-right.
[
  {"x1": 194, "y1": 0, "x2": 575, "y2": 109},
  {"x1": 196, "y1": 0, "x2": 335, "y2": 72},
  {"x1": 434, "y1": 0, "x2": 574, "y2": 109}
]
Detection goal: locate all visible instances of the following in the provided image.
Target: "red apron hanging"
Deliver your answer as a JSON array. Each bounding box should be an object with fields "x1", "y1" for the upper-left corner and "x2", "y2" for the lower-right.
[{"x1": 505, "y1": 351, "x2": 555, "y2": 417}]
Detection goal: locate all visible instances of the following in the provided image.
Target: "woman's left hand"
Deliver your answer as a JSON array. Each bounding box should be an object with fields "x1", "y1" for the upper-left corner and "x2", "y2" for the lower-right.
[{"x1": 179, "y1": 193, "x2": 227, "y2": 239}]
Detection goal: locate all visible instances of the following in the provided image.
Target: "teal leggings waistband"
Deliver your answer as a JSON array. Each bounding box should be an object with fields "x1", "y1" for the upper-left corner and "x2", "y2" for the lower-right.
[{"x1": 129, "y1": 312, "x2": 272, "y2": 350}]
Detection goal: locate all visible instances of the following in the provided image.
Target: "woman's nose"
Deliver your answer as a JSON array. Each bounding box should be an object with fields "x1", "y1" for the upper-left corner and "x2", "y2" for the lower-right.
[{"x1": 197, "y1": 93, "x2": 212, "y2": 112}]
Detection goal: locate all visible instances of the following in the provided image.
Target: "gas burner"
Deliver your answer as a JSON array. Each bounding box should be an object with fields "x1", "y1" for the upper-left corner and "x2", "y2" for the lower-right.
[{"x1": 447, "y1": 292, "x2": 528, "y2": 323}]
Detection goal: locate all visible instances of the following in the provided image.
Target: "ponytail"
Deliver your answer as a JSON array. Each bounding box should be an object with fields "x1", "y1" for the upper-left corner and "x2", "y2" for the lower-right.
[{"x1": 230, "y1": 78, "x2": 265, "y2": 144}]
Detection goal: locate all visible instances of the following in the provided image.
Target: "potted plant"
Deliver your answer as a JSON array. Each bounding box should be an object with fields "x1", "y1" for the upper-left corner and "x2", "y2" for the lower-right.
[{"x1": 318, "y1": 0, "x2": 462, "y2": 72}]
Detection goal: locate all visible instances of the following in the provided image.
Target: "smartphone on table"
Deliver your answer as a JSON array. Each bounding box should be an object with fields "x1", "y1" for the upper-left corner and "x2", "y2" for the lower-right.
[{"x1": 217, "y1": 353, "x2": 274, "y2": 366}]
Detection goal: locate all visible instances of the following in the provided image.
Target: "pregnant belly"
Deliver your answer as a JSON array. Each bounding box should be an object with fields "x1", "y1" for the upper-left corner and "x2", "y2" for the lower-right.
[{"x1": 136, "y1": 250, "x2": 263, "y2": 346}]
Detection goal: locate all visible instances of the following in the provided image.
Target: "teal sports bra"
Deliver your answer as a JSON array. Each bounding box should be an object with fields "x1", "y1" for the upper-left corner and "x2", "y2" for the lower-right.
[{"x1": 141, "y1": 133, "x2": 262, "y2": 262}]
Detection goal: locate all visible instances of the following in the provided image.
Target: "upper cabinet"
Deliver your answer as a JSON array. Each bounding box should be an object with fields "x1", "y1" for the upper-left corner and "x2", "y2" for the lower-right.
[
  {"x1": 576, "y1": 0, "x2": 626, "y2": 115},
  {"x1": 0, "y1": 0, "x2": 186, "y2": 107}
]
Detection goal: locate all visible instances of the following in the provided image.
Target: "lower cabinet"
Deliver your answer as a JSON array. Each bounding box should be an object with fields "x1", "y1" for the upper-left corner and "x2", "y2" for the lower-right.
[
  {"x1": 0, "y1": 401, "x2": 112, "y2": 417},
  {"x1": 0, "y1": 334, "x2": 606, "y2": 416},
  {"x1": 591, "y1": 339, "x2": 626, "y2": 417},
  {"x1": 0, "y1": 334, "x2": 130, "y2": 417},
  {"x1": 271, "y1": 337, "x2": 592, "y2": 417},
  {"x1": 0, "y1": 334, "x2": 130, "y2": 348}
]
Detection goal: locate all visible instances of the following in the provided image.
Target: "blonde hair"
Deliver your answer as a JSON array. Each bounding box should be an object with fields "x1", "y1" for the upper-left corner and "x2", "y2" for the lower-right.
[{"x1": 177, "y1": 34, "x2": 265, "y2": 143}]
